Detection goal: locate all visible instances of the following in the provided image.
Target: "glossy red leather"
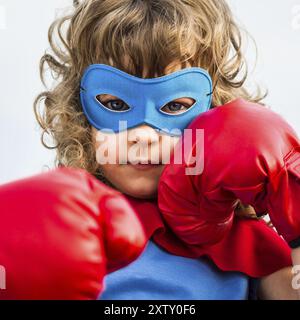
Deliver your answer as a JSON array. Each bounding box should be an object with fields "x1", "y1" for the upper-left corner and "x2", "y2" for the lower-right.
[
  {"x1": 0, "y1": 167, "x2": 146, "y2": 299},
  {"x1": 158, "y1": 98, "x2": 300, "y2": 247}
]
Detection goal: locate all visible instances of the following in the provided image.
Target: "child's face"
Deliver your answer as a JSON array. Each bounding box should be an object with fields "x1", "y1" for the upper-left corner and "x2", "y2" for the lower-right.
[{"x1": 92, "y1": 60, "x2": 193, "y2": 199}]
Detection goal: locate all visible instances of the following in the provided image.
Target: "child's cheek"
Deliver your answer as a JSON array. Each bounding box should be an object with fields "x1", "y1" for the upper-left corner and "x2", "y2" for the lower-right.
[
  {"x1": 94, "y1": 130, "x2": 128, "y2": 165},
  {"x1": 159, "y1": 135, "x2": 180, "y2": 165}
]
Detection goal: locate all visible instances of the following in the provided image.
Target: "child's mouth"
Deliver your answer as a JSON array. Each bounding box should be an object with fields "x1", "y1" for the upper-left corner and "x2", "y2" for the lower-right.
[{"x1": 129, "y1": 163, "x2": 162, "y2": 171}]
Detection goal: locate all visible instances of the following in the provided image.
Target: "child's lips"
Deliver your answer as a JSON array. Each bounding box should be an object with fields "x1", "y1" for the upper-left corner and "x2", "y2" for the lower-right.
[{"x1": 129, "y1": 163, "x2": 163, "y2": 171}]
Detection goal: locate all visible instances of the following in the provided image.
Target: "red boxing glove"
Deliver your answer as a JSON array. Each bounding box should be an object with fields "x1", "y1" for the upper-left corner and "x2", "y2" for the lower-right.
[
  {"x1": 0, "y1": 167, "x2": 146, "y2": 299},
  {"x1": 158, "y1": 98, "x2": 300, "y2": 248}
]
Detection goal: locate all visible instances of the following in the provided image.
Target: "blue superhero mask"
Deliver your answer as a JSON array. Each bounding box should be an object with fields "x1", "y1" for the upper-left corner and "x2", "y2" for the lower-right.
[{"x1": 80, "y1": 64, "x2": 212, "y2": 136}]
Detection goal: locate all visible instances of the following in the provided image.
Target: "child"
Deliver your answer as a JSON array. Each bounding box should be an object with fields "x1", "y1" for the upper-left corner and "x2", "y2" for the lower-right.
[{"x1": 5, "y1": 0, "x2": 297, "y2": 299}]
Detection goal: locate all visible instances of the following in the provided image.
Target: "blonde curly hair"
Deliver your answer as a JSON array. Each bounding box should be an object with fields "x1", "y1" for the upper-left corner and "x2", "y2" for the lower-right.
[{"x1": 34, "y1": 0, "x2": 265, "y2": 184}]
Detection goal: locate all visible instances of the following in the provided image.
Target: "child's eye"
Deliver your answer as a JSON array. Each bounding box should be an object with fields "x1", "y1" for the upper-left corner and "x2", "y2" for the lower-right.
[
  {"x1": 104, "y1": 100, "x2": 130, "y2": 112},
  {"x1": 96, "y1": 95, "x2": 130, "y2": 112},
  {"x1": 160, "y1": 100, "x2": 194, "y2": 115}
]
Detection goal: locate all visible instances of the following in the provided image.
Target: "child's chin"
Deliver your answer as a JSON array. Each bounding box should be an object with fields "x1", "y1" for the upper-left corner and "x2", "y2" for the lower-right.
[{"x1": 122, "y1": 180, "x2": 158, "y2": 200}]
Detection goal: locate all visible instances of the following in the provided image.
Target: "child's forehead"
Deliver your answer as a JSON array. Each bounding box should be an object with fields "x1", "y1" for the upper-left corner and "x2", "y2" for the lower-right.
[
  {"x1": 164, "y1": 60, "x2": 192, "y2": 75},
  {"x1": 108, "y1": 56, "x2": 192, "y2": 79}
]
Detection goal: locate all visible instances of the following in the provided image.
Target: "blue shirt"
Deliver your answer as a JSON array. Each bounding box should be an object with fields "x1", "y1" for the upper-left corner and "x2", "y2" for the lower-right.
[{"x1": 99, "y1": 239, "x2": 256, "y2": 300}]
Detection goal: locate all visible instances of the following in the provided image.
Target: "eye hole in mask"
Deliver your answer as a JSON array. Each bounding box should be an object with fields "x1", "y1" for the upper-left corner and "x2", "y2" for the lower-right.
[
  {"x1": 96, "y1": 94, "x2": 131, "y2": 113},
  {"x1": 160, "y1": 97, "x2": 196, "y2": 115},
  {"x1": 96, "y1": 94, "x2": 196, "y2": 115}
]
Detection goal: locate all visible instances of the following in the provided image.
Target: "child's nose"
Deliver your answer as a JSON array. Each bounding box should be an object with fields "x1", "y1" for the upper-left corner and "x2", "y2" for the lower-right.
[{"x1": 128, "y1": 124, "x2": 160, "y2": 145}]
